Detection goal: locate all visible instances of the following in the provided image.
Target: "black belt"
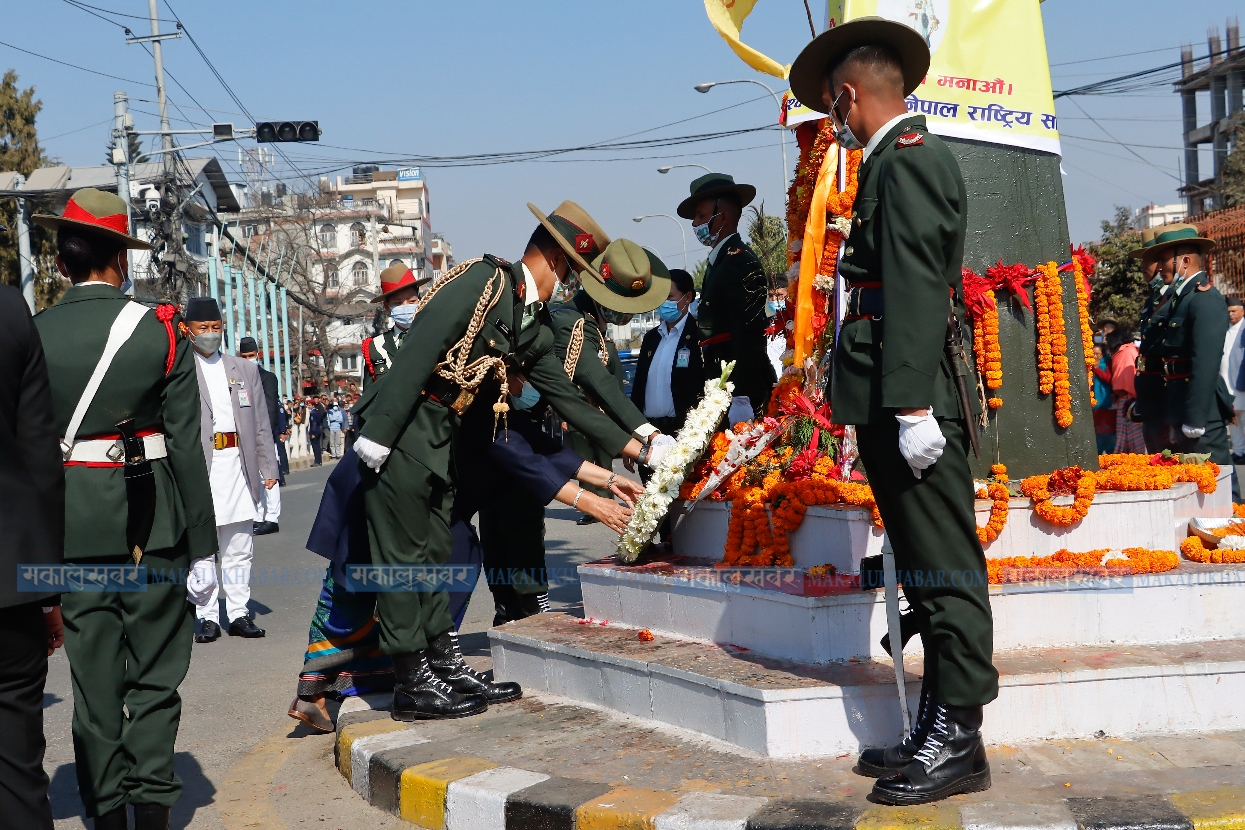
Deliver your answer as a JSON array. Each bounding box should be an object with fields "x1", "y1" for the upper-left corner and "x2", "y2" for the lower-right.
[
  {"x1": 843, "y1": 283, "x2": 884, "y2": 321},
  {"x1": 1162, "y1": 357, "x2": 1192, "y2": 379},
  {"x1": 425, "y1": 375, "x2": 474, "y2": 414}
]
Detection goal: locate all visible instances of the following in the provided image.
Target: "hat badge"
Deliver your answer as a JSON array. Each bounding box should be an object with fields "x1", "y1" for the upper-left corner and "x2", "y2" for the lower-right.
[
  {"x1": 630, "y1": 278, "x2": 645, "y2": 290},
  {"x1": 601, "y1": 263, "x2": 613, "y2": 281}
]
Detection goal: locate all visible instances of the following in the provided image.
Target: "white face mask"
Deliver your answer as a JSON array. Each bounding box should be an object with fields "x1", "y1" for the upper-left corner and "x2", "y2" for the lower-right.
[
  {"x1": 390, "y1": 303, "x2": 417, "y2": 330},
  {"x1": 829, "y1": 87, "x2": 865, "y2": 151}
]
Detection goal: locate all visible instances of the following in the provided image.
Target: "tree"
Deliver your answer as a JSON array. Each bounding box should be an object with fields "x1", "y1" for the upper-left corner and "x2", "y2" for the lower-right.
[
  {"x1": 691, "y1": 258, "x2": 708, "y2": 290},
  {"x1": 1220, "y1": 116, "x2": 1245, "y2": 208},
  {"x1": 1087, "y1": 205, "x2": 1149, "y2": 334},
  {"x1": 105, "y1": 131, "x2": 148, "y2": 165},
  {"x1": 745, "y1": 202, "x2": 788, "y2": 283},
  {"x1": 0, "y1": 70, "x2": 61, "y2": 308}
]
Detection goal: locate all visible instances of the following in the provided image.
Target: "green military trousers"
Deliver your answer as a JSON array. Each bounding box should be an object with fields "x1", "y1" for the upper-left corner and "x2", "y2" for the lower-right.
[
  {"x1": 856, "y1": 417, "x2": 999, "y2": 708},
  {"x1": 479, "y1": 488, "x2": 550, "y2": 623},
  {"x1": 361, "y1": 450, "x2": 455, "y2": 655},
  {"x1": 61, "y1": 545, "x2": 193, "y2": 818},
  {"x1": 563, "y1": 430, "x2": 613, "y2": 498}
]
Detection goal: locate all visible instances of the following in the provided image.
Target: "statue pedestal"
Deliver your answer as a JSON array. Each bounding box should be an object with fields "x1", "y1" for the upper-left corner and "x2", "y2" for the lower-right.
[{"x1": 488, "y1": 468, "x2": 1244, "y2": 757}]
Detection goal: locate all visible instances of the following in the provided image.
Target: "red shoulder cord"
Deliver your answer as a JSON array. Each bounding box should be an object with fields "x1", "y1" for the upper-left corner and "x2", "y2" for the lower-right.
[
  {"x1": 155, "y1": 304, "x2": 177, "y2": 376},
  {"x1": 361, "y1": 337, "x2": 377, "y2": 380}
]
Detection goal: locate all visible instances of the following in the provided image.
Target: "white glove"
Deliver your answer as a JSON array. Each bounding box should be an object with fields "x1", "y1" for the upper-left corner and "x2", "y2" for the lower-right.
[
  {"x1": 644, "y1": 434, "x2": 677, "y2": 469},
  {"x1": 896, "y1": 409, "x2": 946, "y2": 479},
  {"x1": 728, "y1": 396, "x2": 755, "y2": 428},
  {"x1": 186, "y1": 556, "x2": 217, "y2": 606},
  {"x1": 354, "y1": 435, "x2": 392, "y2": 471},
  {"x1": 1182, "y1": 424, "x2": 1206, "y2": 439}
]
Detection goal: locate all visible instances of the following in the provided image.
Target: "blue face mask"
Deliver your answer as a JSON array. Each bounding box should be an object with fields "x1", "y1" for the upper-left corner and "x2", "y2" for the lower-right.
[
  {"x1": 767, "y1": 299, "x2": 786, "y2": 315},
  {"x1": 658, "y1": 300, "x2": 684, "y2": 323},
  {"x1": 688, "y1": 298, "x2": 699, "y2": 317},
  {"x1": 390, "y1": 303, "x2": 417, "y2": 330},
  {"x1": 693, "y1": 213, "x2": 722, "y2": 247},
  {"x1": 511, "y1": 381, "x2": 542, "y2": 410}
]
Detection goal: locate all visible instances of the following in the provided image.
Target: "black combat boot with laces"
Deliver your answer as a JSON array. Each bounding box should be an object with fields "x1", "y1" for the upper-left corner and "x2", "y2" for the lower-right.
[
  {"x1": 426, "y1": 630, "x2": 523, "y2": 703},
  {"x1": 871, "y1": 703, "x2": 991, "y2": 805},
  {"x1": 857, "y1": 685, "x2": 937, "y2": 777},
  {"x1": 391, "y1": 650, "x2": 488, "y2": 721}
]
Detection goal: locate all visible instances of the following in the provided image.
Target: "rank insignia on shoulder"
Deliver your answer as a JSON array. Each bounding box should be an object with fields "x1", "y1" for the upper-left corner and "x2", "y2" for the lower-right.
[
  {"x1": 897, "y1": 132, "x2": 923, "y2": 148},
  {"x1": 727, "y1": 248, "x2": 741, "y2": 255}
]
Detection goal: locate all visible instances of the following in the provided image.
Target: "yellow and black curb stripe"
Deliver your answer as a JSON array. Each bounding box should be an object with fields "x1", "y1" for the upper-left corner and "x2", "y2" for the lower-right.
[{"x1": 336, "y1": 710, "x2": 1245, "y2": 830}]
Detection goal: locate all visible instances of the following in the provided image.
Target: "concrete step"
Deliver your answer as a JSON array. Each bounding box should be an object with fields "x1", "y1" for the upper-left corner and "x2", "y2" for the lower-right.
[
  {"x1": 580, "y1": 558, "x2": 1245, "y2": 663},
  {"x1": 490, "y1": 613, "x2": 1245, "y2": 758}
]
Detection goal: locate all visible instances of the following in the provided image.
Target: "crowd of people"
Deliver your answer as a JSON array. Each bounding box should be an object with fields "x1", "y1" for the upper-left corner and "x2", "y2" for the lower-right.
[{"x1": 8, "y1": 19, "x2": 1245, "y2": 828}]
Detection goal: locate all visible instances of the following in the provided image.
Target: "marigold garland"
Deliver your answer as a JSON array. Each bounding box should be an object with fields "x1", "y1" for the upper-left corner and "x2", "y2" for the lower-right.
[
  {"x1": 1034, "y1": 263, "x2": 1053, "y2": 394},
  {"x1": 1019, "y1": 466, "x2": 1096, "y2": 527},
  {"x1": 1181, "y1": 535, "x2": 1245, "y2": 564},
  {"x1": 1073, "y1": 256, "x2": 1096, "y2": 407},
  {"x1": 975, "y1": 482, "x2": 1010, "y2": 544},
  {"x1": 986, "y1": 547, "x2": 1179, "y2": 584},
  {"x1": 1035, "y1": 262, "x2": 1073, "y2": 428},
  {"x1": 1236, "y1": 503, "x2": 1245, "y2": 519}
]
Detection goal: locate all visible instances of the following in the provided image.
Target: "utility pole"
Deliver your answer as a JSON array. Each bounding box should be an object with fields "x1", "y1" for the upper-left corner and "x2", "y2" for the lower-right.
[
  {"x1": 146, "y1": 0, "x2": 174, "y2": 172},
  {"x1": 12, "y1": 174, "x2": 35, "y2": 312},
  {"x1": 112, "y1": 91, "x2": 132, "y2": 285}
]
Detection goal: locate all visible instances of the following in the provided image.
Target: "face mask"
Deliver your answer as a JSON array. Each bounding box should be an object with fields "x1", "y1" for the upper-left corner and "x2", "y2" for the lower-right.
[
  {"x1": 658, "y1": 300, "x2": 684, "y2": 323},
  {"x1": 390, "y1": 303, "x2": 417, "y2": 330},
  {"x1": 511, "y1": 381, "x2": 542, "y2": 411},
  {"x1": 249, "y1": 357, "x2": 261, "y2": 365},
  {"x1": 191, "y1": 331, "x2": 222, "y2": 355},
  {"x1": 688, "y1": 298, "x2": 699, "y2": 317},
  {"x1": 829, "y1": 88, "x2": 865, "y2": 152},
  {"x1": 599, "y1": 306, "x2": 633, "y2": 326},
  {"x1": 693, "y1": 213, "x2": 722, "y2": 247},
  {"x1": 767, "y1": 299, "x2": 786, "y2": 315}
]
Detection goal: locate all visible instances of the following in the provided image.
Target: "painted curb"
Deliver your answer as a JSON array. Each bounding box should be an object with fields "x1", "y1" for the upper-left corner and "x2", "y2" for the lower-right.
[{"x1": 332, "y1": 705, "x2": 1245, "y2": 830}]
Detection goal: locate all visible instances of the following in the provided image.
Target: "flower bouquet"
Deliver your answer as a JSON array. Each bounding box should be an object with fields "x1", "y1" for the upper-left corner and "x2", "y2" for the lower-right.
[{"x1": 617, "y1": 362, "x2": 736, "y2": 563}]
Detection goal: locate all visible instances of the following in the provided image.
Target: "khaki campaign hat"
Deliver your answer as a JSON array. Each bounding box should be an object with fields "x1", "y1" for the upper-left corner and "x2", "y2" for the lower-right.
[
  {"x1": 580, "y1": 239, "x2": 671, "y2": 315},
  {"x1": 1146, "y1": 223, "x2": 1216, "y2": 258},
  {"x1": 527, "y1": 201, "x2": 611, "y2": 277},
  {"x1": 33, "y1": 187, "x2": 153, "y2": 249},
  {"x1": 373, "y1": 262, "x2": 420, "y2": 302},
  {"x1": 788, "y1": 16, "x2": 932, "y2": 113},
  {"x1": 1127, "y1": 226, "x2": 1159, "y2": 260}
]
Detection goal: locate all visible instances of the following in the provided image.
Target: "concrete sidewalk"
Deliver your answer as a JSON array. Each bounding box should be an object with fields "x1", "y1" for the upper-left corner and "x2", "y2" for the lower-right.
[{"x1": 330, "y1": 691, "x2": 1245, "y2": 830}]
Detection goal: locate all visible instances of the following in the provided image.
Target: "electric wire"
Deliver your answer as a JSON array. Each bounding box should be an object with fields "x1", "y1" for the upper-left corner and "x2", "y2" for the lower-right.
[{"x1": 0, "y1": 38, "x2": 155, "y2": 87}]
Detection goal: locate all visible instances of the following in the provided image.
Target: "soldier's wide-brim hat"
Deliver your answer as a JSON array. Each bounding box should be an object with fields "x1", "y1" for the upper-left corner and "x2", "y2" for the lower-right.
[
  {"x1": 1146, "y1": 223, "x2": 1216, "y2": 258},
  {"x1": 33, "y1": 187, "x2": 153, "y2": 250},
  {"x1": 527, "y1": 201, "x2": 611, "y2": 277},
  {"x1": 373, "y1": 263, "x2": 420, "y2": 302},
  {"x1": 580, "y1": 239, "x2": 671, "y2": 315},
  {"x1": 676, "y1": 173, "x2": 757, "y2": 220},
  {"x1": 789, "y1": 16, "x2": 931, "y2": 113},
  {"x1": 1127, "y1": 226, "x2": 1159, "y2": 260}
]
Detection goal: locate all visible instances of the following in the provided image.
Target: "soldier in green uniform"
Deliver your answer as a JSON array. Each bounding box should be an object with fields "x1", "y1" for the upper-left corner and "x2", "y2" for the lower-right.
[
  {"x1": 1156, "y1": 226, "x2": 1240, "y2": 502},
  {"x1": 553, "y1": 239, "x2": 670, "y2": 516},
  {"x1": 1132, "y1": 225, "x2": 1180, "y2": 452},
  {"x1": 476, "y1": 238, "x2": 671, "y2": 620},
  {"x1": 677, "y1": 173, "x2": 776, "y2": 423},
  {"x1": 361, "y1": 263, "x2": 421, "y2": 393},
  {"x1": 33, "y1": 189, "x2": 216, "y2": 830},
  {"x1": 351, "y1": 201, "x2": 669, "y2": 721},
  {"x1": 791, "y1": 18, "x2": 995, "y2": 804}
]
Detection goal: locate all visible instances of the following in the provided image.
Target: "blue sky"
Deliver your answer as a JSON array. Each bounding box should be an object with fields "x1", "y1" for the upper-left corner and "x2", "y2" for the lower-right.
[{"x1": 3, "y1": 1, "x2": 1241, "y2": 267}]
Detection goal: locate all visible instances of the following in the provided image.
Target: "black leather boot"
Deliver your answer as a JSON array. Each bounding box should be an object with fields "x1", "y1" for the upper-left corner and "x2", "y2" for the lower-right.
[
  {"x1": 426, "y1": 630, "x2": 522, "y2": 703},
  {"x1": 94, "y1": 806, "x2": 129, "y2": 830},
  {"x1": 872, "y1": 703, "x2": 991, "y2": 805},
  {"x1": 856, "y1": 684, "x2": 937, "y2": 777},
  {"x1": 132, "y1": 804, "x2": 170, "y2": 830},
  {"x1": 391, "y1": 651, "x2": 488, "y2": 721}
]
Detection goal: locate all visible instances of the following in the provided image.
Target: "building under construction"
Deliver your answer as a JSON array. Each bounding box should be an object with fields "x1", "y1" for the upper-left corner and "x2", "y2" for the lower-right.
[{"x1": 1178, "y1": 19, "x2": 1245, "y2": 214}]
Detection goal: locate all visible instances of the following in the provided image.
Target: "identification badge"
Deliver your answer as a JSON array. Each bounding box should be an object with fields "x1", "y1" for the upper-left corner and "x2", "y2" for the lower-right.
[
  {"x1": 237, "y1": 387, "x2": 251, "y2": 407},
  {"x1": 676, "y1": 348, "x2": 691, "y2": 369}
]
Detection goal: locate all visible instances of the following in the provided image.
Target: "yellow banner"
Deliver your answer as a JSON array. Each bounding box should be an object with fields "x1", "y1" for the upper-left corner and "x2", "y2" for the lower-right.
[
  {"x1": 703, "y1": 0, "x2": 790, "y2": 79},
  {"x1": 827, "y1": 0, "x2": 1060, "y2": 155}
]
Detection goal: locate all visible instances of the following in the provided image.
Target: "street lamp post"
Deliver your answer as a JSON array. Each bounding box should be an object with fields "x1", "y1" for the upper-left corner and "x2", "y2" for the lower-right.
[
  {"x1": 658, "y1": 164, "x2": 714, "y2": 175},
  {"x1": 633, "y1": 214, "x2": 688, "y2": 270},
  {"x1": 695, "y1": 79, "x2": 789, "y2": 198}
]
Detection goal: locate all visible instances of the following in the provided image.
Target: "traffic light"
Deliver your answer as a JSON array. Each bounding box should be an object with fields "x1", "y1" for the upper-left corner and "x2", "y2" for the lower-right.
[{"x1": 255, "y1": 121, "x2": 320, "y2": 143}]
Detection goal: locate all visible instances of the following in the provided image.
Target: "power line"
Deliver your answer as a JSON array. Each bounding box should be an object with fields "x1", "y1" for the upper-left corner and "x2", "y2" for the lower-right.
[
  {"x1": 1053, "y1": 45, "x2": 1236, "y2": 98},
  {"x1": 1065, "y1": 97, "x2": 1181, "y2": 182},
  {"x1": 42, "y1": 118, "x2": 112, "y2": 142},
  {"x1": 0, "y1": 38, "x2": 155, "y2": 87},
  {"x1": 61, "y1": 0, "x2": 176, "y2": 24},
  {"x1": 1050, "y1": 46, "x2": 1173, "y2": 68}
]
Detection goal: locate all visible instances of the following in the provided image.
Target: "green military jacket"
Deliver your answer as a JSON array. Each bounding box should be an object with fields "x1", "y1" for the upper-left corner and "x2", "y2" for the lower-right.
[
  {"x1": 1134, "y1": 276, "x2": 1171, "y2": 416},
  {"x1": 361, "y1": 326, "x2": 403, "y2": 394},
  {"x1": 831, "y1": 114, "x2": 972, "y2": 425},
  {"x1": 356, "y1": 257, "x2": 634, "y2": 481},
  {"x1": 1161, "y1": 272, "x2": 1233, "y2": 429},
  {"x1": 697, "y1": 232, "x2": 776, "y2": 405},
  {"x1": 548, "y1": 291, "x2": 648, "y2": 437},
  {"x1": 35, "y1": 284, "x2": 216, "y2": 560}
]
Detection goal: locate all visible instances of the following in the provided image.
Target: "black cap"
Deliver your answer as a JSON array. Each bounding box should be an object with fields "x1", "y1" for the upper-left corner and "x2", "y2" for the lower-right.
[
  {"x1": 238, "y1": 336, "x2": 259, "y2": 353},
  {"x1": 185, "y1": 297, "x2": 222, "y2": 322}
]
